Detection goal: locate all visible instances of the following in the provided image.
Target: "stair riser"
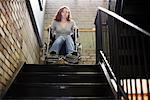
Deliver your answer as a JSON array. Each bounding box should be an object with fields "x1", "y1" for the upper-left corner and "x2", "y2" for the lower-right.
[
  {"x1": 4, "y1": 97, "x2": 115, "y2": 100},
  {"x1": 17, "y1": 74, "x2": 106, "y2": 83},
  {"x1": 23, "y1": 65, "x2": 100, "y2": 72},
  {"x1": 6, "y1": 85, "x2": 113, "y2": 97}
]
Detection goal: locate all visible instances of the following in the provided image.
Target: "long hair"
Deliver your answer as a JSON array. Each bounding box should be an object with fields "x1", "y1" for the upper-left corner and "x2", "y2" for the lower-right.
[{"x1": 54, "y1": 6, "x2": 71, "y2": 21}]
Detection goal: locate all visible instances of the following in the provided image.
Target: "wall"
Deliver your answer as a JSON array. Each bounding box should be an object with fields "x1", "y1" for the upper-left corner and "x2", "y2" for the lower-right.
[
  {"x1": 78, "y1": 31, "x2": 96, "y2": 64},
  {"x1": 29, "y1": 0, "x2": 46, "y2": 41},
  {"x1": 0, "y1": 0, "x2": 40, "y2": 96}
]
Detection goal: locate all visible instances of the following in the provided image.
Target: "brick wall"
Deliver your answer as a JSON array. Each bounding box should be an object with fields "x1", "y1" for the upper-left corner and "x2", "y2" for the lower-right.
[{"x1": 0, "y1": 0, "x2": 40, "y2": 96}]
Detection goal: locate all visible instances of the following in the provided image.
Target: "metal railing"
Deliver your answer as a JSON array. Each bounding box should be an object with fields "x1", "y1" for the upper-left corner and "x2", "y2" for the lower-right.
[
  {"x1": 95, "y1": 6, "x2": 150, "y2": 100},
  {"x1": 99, "y1": 50, "x2": 128, "y2": 100}
]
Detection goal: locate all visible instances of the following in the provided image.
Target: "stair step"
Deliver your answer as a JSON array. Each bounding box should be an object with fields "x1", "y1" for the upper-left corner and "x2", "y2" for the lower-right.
[
  {"x1": 3, "y1": 64, "x2": 115, "y2": 99},
  {"x1": 5, "y1": 96, "x2": 115, "y2": 100},
  {"x1": 16, "y1": 72, "x2": 106, "y2": 83},
  {"x1": 23, "y1": 64, "x2": 101, "y2": 72},
  {"x1": 5, "y1": 83, "x2": 113, "y2": 97}
]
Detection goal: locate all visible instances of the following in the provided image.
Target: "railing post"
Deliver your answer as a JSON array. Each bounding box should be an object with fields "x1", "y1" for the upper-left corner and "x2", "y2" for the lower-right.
[{"x1": 95, "y1": 10, "x2": 103, "y2": 64}]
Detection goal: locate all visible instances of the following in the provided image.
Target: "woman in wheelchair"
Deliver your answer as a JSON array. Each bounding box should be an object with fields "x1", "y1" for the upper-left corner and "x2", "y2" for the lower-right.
[{"x1": 48, "y1": 6, "x2": 78, "y2": 59}]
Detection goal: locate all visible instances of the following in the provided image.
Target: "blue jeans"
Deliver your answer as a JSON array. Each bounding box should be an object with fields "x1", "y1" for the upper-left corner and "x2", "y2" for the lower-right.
[{"x1": 49, "y1": 35, "x2": 75, "y2": 54}]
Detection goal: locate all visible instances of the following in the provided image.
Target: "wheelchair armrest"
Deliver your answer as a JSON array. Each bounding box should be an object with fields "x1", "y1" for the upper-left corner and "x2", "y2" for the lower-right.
[
  {"x1": 74, "y1": 28, "x2": 79, "y2": 37},
  {"x1": 71, "y1": 28, "x2": 79, "y2": 43},
  {"x1": 47, "y1": 27, "x2": 56, "y2": 42},
  {"x1": 76, "y1": 28, "x2": 79, "y2": 38}
]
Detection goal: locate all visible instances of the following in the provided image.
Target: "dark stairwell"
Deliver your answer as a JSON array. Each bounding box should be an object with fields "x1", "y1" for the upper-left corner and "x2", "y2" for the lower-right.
[{"x1": 3, "y1": 64, "x2": 115, "y2": 100}]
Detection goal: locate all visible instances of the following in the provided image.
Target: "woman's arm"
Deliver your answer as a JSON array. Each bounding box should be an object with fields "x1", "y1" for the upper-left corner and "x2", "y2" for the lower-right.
[{"x1": 48, "y1": 20, "x2": 56, "y2": 39}]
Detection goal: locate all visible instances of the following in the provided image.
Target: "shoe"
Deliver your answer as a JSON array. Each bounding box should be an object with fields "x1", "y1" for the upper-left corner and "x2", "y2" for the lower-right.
[
  {"x1": 50, "y1": 51, "x2": 56, "y2": 54},
  {"x1": 65, "y1": 52, "x2": 79, "y2": 64},
  {"x1": 71, "y1": 51, "x2": 78, "y2": 56},
  {"x1": 49, "y1": 51, "x2": 58, "y2": 58},
  {"x1": 66, "y1": 51, "x2": 78, "y2": 58}
]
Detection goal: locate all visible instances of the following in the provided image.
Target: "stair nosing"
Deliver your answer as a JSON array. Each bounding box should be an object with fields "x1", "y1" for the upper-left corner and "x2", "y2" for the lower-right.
[
  {"x1": 21, "y1": 72, "x2": 103, "y2": 75},
  {"x1": 15, "y1": 82, "x2": 108, "y2": 86},
  {"x1": 6, "y1": 96, "x2": 114, "y2": 99}
]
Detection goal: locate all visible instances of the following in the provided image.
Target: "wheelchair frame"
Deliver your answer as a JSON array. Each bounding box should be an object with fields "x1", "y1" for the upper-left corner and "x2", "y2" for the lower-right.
[{"x1": 41, "y1": 27, "x2": 81, "y2": 64}]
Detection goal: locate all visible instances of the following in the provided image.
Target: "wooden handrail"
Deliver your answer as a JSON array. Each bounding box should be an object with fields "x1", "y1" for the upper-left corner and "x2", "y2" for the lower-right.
[
  {"x1": 79, "y1": 28, "x2": 95, "y2": 32},
  {"x1": 45, "y1": 28, "x2": 96, "y2": 32},
  {"x1": 97, "y1": 6, "x2": 150, "y2": 37}
]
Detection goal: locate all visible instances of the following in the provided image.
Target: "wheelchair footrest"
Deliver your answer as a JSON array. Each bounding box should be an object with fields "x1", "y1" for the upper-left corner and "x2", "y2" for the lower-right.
[
  {"x1": 45, "y1": 54, "x2": 80, "y2": 64},
  {"x1": 64, "y1": 55, "x2": 80, "y2": 64}
]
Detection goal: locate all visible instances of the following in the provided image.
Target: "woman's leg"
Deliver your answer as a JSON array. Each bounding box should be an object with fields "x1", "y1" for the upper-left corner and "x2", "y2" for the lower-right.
[
  {"x1": 65, "y1": 35, "x2": 75, "y2": 54},
  {"x1": 49, "y1": 36, "x2": 65, "y2": 54}
]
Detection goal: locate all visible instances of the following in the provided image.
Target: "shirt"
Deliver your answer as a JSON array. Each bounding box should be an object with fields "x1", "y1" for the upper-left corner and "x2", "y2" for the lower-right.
[{"x1": 51, "y1": 19, "x2": 76, "y2": 38}]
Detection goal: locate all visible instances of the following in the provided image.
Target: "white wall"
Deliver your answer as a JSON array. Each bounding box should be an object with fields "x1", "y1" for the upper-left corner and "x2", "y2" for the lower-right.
[{"x1": 29, "y1": 0, "x2": 46, "y2": 41}]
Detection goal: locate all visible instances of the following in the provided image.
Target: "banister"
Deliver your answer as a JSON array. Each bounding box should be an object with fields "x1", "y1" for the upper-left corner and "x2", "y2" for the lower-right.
[
  {"x1": 99, "y1": 51, "x2": 129, "y2": 100},
  {"x1": 100, "y1": 51, "x2": 117, "y2": 81},
  {"x1": 97, "y1": 6, "x2": 150, "y2": 37}
]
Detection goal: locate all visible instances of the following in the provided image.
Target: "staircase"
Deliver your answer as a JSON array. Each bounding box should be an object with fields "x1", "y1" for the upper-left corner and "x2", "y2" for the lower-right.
[{"x1": 3, "y1": 64, "x2": 115, "y2": 99}]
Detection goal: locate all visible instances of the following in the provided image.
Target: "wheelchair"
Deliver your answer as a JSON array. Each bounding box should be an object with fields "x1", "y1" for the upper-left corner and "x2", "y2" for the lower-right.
[{"x1": 41, "y1": 27, "x2": 81, "y2": 64}]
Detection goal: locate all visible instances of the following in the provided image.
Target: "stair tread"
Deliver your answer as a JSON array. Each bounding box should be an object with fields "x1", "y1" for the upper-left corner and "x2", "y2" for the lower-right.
[
  {"x1": 21, "y1": 72, "x2": 103, "y2": 74},
  {"x1": 25, "y1": 64, "x2": 99, "y2": 66},
  {"x1": 3, "y1": 64, "x2": 115, "y2": 99},
  {"x1": 23, "y1": 64, "x2": 101, "y2": 72},
  {"x1": 14, "y1": 82, "x2": 108, "y2": 85},
  {"x1": 17, "y1": 73, "x2": 106, "y2": 83},
  {"x1": 5, "y1": 96, "x2": 115, "y2": 99},
  {"x1": 5, "y1": 84, "x2": 113, "y2": 97},
  {"x1": 24, "y1": 64, "x2": 100, "y2": 68}
]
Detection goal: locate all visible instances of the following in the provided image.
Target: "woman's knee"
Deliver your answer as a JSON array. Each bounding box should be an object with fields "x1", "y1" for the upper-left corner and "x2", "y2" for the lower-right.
[
  {"x1": 58, "y1": 36, "x2": 65, "y2": 39},
  {"x1": 56, "y1": 36, "x2": 65, "y2": 42},
  {"x1": 66, "y1": 35, "x2": 73, "y2": 41},
  {"x1": 66, "y1": 35, "x2": 72, "y2": 38}
]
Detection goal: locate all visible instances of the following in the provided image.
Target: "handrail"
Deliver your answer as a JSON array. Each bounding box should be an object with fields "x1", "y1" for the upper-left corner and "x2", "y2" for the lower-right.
[
  {"x1": 26, "y1": 0, "x2": 43, "y2": 47},
  {"x1": 98, "y1": 61, "x2": 117, "y2": 99},
  {"x1": 98, "y1": 6, "x2": 150, "y2": 37},
  {"x1": 99, "y1": 50, "x2": 129, "y2": 100},
  {"x1": 100, "y1": 51, "x2": 117, "y2": 81}
]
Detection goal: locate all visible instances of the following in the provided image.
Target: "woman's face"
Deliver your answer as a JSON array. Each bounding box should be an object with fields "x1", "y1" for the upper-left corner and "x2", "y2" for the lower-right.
[{"x1": 61, "y1": 8, "x2": 69, "y2": 19}]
